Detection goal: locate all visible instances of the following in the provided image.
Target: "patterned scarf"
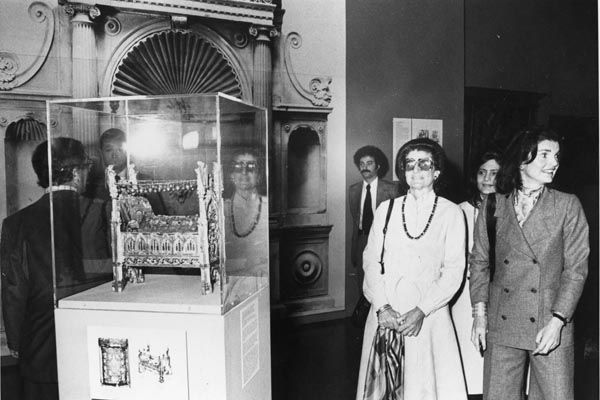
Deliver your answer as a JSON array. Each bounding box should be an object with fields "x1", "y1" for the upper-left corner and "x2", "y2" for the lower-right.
[
  {"x1": 363, "y1": 326, "x2": 404, "y2": 400},
  {"x1": 514, "y1": 186, "x2": 544, "y2": 226}
]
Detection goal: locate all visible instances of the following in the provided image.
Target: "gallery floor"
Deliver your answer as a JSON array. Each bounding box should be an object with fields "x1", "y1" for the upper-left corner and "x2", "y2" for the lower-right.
[
  {"x1": 1, "y1": 316, "x2": 598, "y2": 399},
  {"x1": 271, "y1": 317, "x2": 599, "y2": 400}
]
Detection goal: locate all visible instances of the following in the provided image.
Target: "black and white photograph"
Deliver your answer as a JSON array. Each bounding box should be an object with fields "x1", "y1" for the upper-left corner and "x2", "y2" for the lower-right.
[{"x1": 0, "y1": 1, "x2": 597, "y2": 399}]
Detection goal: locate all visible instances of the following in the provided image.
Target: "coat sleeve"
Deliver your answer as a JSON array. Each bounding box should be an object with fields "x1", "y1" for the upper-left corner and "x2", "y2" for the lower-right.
[
  {"x1": 417, "y1": 205, "x2": 466, "y2": 315},
  {"x1": 469, "y1": 196, "x2": 491, "y2": 305},
  {"x1": 362, "y1": 199, "x2": 391, "y2": 311},
  {"x1": 0, "y1": 216, "x2": 28, "y2": 352},
  {"x1": 553, "y1": 194, "x2": 589, "y2": 320}
]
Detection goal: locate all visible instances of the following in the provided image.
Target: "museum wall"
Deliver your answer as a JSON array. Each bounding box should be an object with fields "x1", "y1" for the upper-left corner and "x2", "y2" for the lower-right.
[
  {"x1": 279, "y1": 0, "x2": 347, "y2": 314},
  {"x1": 345, "y1": 0, "x2": 465, "y2": 314},
  {"x1": 465, "y1": 0, "x2": 598, "y2": 119}
]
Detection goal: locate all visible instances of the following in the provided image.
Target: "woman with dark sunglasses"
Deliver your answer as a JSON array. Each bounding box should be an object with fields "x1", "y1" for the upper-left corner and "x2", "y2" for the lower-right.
[
  {"x1": 222, "y1": 148, "x2": 269, "y2": 307},
  {"x1": 356, "y1": 138, "x2": 467, "y2": 399}
]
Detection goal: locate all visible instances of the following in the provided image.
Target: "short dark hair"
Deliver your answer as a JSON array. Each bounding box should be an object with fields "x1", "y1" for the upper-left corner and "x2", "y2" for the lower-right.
[
  {"x1": 100, "y1": 128, "x2": 126, "y2": 148},
  {"x1": 32, "y1": 137, "x2": 89, "y2": 188},
  {"x1": 467, "y1": 150, "x2": 503, "y2": 205},
  {"x1": 394, "y1": 138, "x2": 446, "y2": 192},
  {"x1": 353, "y1": 145, "x2": 389, "y2": 178},
  {"x1": 495, "y1": 127, "x2": 561, "y2": 194}
]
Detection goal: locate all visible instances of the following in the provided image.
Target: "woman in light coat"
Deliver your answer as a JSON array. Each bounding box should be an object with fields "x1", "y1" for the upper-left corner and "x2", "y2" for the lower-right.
[{"x1": 356, "y1": 138, "x2": 467, "y2": 400}]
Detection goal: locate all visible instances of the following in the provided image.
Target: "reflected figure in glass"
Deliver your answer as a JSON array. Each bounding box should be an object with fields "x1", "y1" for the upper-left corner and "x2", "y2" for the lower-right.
[{"x1": 223, "y1": 148, "x2": 269, "y2": 307}]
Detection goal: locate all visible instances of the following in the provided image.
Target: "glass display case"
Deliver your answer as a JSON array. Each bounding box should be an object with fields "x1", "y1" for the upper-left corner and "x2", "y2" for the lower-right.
[
  {"x1": 49, "y1": 94, "x2": 271, "y2": 400},
  {"x1": 47, "y1": 93, "x2": 268, "y2": 314}
]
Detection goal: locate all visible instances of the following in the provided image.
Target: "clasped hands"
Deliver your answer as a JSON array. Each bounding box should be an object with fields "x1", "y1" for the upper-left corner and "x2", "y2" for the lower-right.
[{"x1": 377, "y1": 305, "x2": 425, "y2": 337}]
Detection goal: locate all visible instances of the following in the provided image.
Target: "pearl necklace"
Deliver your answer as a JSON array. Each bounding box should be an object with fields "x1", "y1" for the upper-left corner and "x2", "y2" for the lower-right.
[
  {"x1": 402, "y1": 195, "x2": 438, "y2": 240},
  {"x1": 231, "y1": 195, "x2": 262, "y2": 238}
]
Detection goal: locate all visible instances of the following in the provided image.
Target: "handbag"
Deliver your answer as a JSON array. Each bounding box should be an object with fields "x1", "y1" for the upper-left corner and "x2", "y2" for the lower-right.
[{"x1": 485, "y1": 194, "x2": 497, "y2": 281}]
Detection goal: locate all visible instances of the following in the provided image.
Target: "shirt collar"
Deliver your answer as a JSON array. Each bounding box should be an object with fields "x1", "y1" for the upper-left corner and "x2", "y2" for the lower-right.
[
  {"x1": 516, "y1": 185, "x2": 544, "y2": 202},
  {"x1": 363, "y1": 176, "x2": 378, "y2": 189}
]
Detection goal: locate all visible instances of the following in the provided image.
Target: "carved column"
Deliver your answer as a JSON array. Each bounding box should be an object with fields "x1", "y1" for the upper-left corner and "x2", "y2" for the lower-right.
[
  {"x1": 249, "y1": 26, "x2": 278, "y2": 109},
  {"x1": 65, "y1": 4, "x2": 100, "y2": 147}
]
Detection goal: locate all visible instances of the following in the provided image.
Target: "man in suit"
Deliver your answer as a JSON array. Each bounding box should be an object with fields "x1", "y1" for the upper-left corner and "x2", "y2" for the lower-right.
[
  {"x1": 349, "y1": 145, "x2": 400, "y2": 326},
  {"x1": 1, "y1": 137, "x2": 98, "y2": 400},
  {"x1": 470, "y1": 128, "x2": 589, "y2": 400}
]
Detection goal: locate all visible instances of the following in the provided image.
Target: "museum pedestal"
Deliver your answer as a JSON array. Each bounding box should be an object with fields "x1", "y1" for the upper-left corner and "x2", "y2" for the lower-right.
[{"x1": 55, "y1": 275, "x2": 271, "y2": 400}]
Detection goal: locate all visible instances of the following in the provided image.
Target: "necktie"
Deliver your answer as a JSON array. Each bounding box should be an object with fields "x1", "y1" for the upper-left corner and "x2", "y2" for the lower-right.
[{"x1": 363, "y1": 184, "x2": 373, "y2": 233}]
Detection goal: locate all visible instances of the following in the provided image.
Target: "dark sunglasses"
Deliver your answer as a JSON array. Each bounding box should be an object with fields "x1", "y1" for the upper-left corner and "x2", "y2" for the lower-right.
[
  {"x1": 403, "y1": 158, "x2": 434, "y2": 171},
  {"x1": 232, "y1": 161, "x2": 258, "y2": 173}
]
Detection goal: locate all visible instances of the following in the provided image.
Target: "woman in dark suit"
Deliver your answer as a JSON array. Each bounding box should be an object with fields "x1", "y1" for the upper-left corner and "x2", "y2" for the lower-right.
[{"x1": 469, "y1": 128, "x2": 589, "y2": 400}]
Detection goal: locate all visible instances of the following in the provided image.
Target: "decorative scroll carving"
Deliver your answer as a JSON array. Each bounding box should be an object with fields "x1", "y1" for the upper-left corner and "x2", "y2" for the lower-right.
[
  {"x1": 104, "y1": 16, "x2": 121, "y2": 36},
  {"x1": 63, "y1": 3, "x2": 100, "y2": 19},
  {"x1": 0, "y1": 2, "x2": 54, "y2": 90},
  {"x1": 111, "y1": 30, "x2": 243, "y2": 98},
  {"x1": 232, "y1": 31, "x2": 249, "y2": 48},
  {"x1": 284, "y1": 32, "x2": 332, "y2": 107},
  {"x1": 249, "y1": 25, "x2": 279, "y2": 39},
  {"x1": 0, "y1": 54, "x2": 19, "y2": 86}
]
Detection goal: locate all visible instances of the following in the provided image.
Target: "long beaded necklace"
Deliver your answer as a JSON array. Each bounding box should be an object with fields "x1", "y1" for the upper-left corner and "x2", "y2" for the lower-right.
[
  {"x1": 402, "y1": 194, "x2": 438, "y2": 240},
  {"x1": 231, "y1": 194, "x2": 262, "y2": 238}
]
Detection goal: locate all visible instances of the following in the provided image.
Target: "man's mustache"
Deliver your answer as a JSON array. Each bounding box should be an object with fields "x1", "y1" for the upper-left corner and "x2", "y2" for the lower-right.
[{"x1": 361, "y1": 169, "x2": 371, "y2": 174}]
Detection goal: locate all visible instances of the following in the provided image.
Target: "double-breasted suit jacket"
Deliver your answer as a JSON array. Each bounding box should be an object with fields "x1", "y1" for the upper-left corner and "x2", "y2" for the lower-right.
[
  {"x1": 469, "y1": 188, "x2": 589, "y2": 350},
  {"x1": 349, "y1": 178, "x2": 400, "y2": 268}
]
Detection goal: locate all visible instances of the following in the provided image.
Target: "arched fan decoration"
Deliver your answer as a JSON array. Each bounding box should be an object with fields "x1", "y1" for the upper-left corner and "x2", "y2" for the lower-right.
[
  {"x1": 5, "y1": 118, "x2": 46, "y2": 142},
  {"x1": 112, "y1": 30, "x2": 243, "y2": 98}
]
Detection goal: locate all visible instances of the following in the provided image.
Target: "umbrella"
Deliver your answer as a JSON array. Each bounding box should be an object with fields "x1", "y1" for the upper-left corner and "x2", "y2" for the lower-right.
[{"x1": 363, "y1": 326, "x2": 404, "y2": 400}]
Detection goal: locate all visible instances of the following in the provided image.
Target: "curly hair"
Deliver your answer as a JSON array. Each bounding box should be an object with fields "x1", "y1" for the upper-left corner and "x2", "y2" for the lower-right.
[
  {"x1": 32, "y1": 137, "x2": 89, "y2": 188},
  {"x1": 353, "y1": 145, "x2": 389, "y2": 178},
  {"x1": 495, "y1": 127, "x2": 561, "y2": 194},
  {"x1": 394, "y1": 138, "x2": 446, "y2": 193}
]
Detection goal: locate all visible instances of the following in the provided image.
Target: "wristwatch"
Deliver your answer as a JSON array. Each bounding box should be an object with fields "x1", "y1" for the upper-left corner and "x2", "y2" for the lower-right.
[{"x1": 552, "y1": 312, "x2": 568, "y2": 326}]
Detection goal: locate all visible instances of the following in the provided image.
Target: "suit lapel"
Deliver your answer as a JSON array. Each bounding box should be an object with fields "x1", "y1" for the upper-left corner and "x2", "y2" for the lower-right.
[
  {"x1": 375, "y1": 180, "x2": 397, "y2": 208},
  {"x1": 521, "y1": 188, "x2": 555, "y2": 250},
  {"x1": 376, "y1": 182, "x2": 386, "y2": 208},
  {"x1": 350, "y1": 183, "x2": 361, "y2": 220},
  {"x1": 496, "y1": 192, "x2": 537, "y2": 258}
]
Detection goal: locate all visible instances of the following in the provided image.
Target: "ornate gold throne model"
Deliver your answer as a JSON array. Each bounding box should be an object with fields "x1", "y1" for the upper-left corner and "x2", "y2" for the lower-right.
[{"x1": 107, "y1": 161, "x2": 225, "y2": 293}]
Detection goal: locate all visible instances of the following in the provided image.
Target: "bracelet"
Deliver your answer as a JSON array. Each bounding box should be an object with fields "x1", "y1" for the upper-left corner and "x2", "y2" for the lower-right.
[
  {"x1": 552, "y1": 312, "x2": 568, "y2": 326},
  {"x1": 472, "y1": 302, "x2": 487, "y2": 318},
  {"x1": 376, "y1": 304, "x2": 392, "y2": 317}
]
